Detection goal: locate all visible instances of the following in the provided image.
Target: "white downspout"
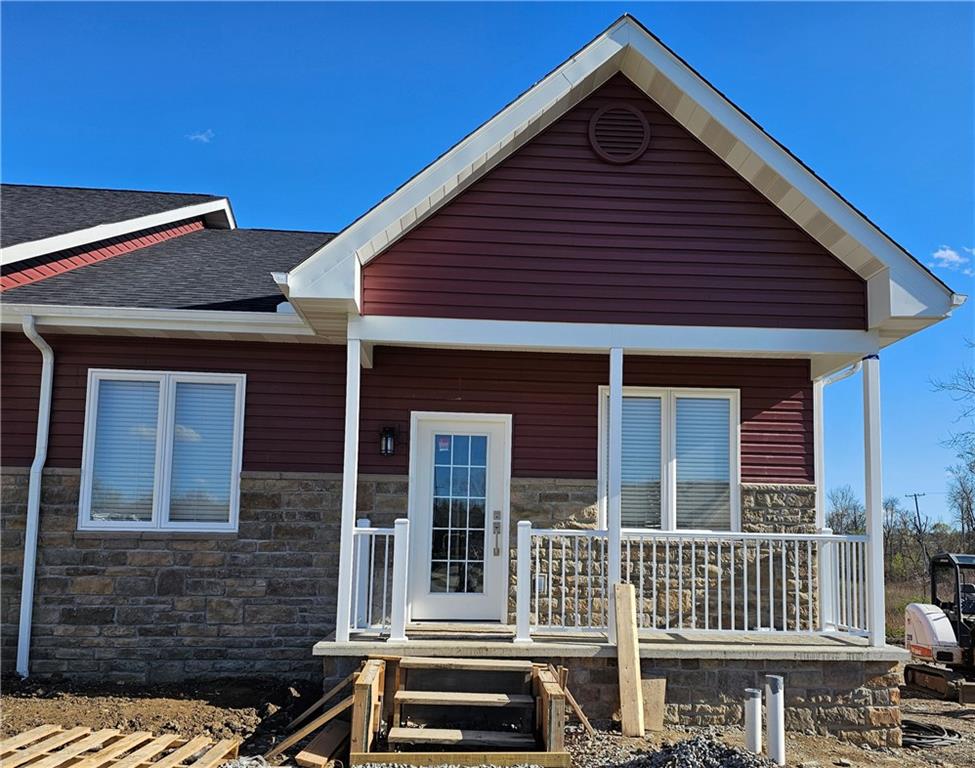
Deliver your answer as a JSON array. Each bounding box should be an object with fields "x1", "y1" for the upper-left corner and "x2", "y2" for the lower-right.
[{"x1": 16, "y1": 315, "x2": 54, "y2": 678}]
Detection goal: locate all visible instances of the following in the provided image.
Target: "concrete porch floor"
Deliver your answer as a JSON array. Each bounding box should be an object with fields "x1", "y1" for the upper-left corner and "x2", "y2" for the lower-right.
[{"x1": 314, "y1": 624, "x2": 909, "y2": 662}]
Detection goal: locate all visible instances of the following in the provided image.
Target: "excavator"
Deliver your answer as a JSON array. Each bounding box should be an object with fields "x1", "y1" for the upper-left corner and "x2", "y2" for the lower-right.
[{"x1": 904, "y1": 552, "x2": 975, "y2": 703}]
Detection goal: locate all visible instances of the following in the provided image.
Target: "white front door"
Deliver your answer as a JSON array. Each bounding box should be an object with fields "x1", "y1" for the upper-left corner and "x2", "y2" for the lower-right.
[{"x1": 408, "y1": 412, "x2": 511, "y2": 622}]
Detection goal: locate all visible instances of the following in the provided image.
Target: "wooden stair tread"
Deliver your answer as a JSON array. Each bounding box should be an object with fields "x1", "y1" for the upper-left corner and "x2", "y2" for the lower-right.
[
  {"x1": 398, "y1": 657, "x2": 534, "y2": 673},
  {"x1": 393, "y1": 691, "x2": 534, "y2": 707},
  {"x1": 387, "y1": 728, "x2": 537, "y2": 747}
]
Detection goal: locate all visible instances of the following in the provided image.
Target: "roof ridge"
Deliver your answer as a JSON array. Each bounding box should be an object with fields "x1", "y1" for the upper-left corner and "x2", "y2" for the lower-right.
[{"x1": 0, "y1": 183, "x2": 223, "y2": 198}]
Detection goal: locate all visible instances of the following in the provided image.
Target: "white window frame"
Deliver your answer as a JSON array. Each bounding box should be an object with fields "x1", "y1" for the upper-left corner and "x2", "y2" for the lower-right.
[
  {"x1": 597, "y1": 386, "x2": 741, "y2": 532},
  {"x1": 78, "y1": 368, "x2": 246, "y2": 533}
]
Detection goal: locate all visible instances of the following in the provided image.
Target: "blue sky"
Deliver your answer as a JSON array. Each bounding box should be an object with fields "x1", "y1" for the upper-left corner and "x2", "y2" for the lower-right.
[{"x1": 3, "y1": 2, "x2": 973, "y2": 523}]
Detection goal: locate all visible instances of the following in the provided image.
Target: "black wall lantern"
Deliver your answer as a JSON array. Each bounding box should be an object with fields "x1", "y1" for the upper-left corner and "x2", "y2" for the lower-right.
[{"x1": 380, "y1": 426, "x2": 396, "y2": 456}]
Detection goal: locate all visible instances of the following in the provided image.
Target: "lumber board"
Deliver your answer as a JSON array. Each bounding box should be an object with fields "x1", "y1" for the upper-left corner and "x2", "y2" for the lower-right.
[
  {"x1": 295, "y1": 722, "x2": 351, "y2": 768},
  {"x1": 614, "y1": 583, "x2": 645, "y2": 737},
  {"x1": 350, "y1": 751, "x2": 571, "y2": 767},
  {"x1": 149, "y1": 736, "x2": 214, "y2": 768},
  {"x1": 265, "y1": 695, "x2": 354, "y2": 759},
  {"x1": 535, "y1": 668, "x2": 565, "y2": 752},
  {"x1": 4, "y1": 728, "x2": 91, "y2": 768},
  {"x1": 641, "y1": 677, "x2": 666, "y2": 732},
  {"x1": 186, "y1": 739, "x2": 238, "y2": 768},
  {"x1": 111, "y1": 735, "x2": 180, "y2": 768},
  {"x1": 387, "y1": 727, "x2": 536, "y2": 748},
  {"x1": 29, "y1": 730, "x2": 120, "y2": 768},
  {"x1": 72, "y1": 733, "x2": 155, "y2": 768},
  {"x1": 351, "y1": 659, "x2": 385, "y2": 754},
  {"x1": 393, "y1": 691, "x2": 533, "y2": 707},
  {"x1": 398, "y1": 657, "x2": 534, "y2": 673},
  {"x1": 288, "y1": 672, "x2": 357, "y2": 730},
  {"x1": 0, "y1": 725, "x2": 63, "y2": 753}
]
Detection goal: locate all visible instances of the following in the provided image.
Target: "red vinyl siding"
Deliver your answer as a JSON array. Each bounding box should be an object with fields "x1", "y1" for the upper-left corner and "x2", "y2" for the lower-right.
[
  {"x1": 359, "y1": 347, "x2": 813, "y2": 483},
  {"x1": 362, "y1": 74, "x2": 866, "y2": 330},
  {"x1": 1, "y1": 336, "x2": 812, "y2": 484},
  {"x1": 0, "y1": 333, "x2": 346, "y2": 472}
]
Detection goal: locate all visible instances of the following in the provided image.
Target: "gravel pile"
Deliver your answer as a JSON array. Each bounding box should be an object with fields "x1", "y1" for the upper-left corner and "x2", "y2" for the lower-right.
[{"x1": 569, "y1": 732, "x2": 777, "y2": 768}]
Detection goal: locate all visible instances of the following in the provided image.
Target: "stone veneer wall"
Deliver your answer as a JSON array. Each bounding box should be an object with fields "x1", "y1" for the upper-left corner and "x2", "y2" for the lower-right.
[
  {"x1": 1, "y1": 470, "x2": 818, "y2": 681},
  {"x1": 322, "y1": 654, "x2": 900, "y2": 748}
]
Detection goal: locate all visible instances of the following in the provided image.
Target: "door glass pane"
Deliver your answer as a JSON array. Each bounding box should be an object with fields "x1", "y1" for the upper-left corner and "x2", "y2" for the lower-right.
[
  {"x1": 620, "y1": 397, "x2": 662, "y2": 528},
  {"x1": 168, "y1": 382, "x2": 236, "y2": 524},
  {"x1": 90, "y1": 379, "x2": 160, "y2": 522},
  {"x1": 430, "y1": 432, "x2": 489, "y2": 593},
  {"x1": 676, "y1": 397, "x2": 731, "y2": 529}
]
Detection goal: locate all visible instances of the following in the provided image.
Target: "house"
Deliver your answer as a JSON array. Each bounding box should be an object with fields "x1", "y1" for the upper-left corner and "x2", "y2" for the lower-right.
[{"x1": 0, "y1": 16, "x2": 964, "y2": 746}]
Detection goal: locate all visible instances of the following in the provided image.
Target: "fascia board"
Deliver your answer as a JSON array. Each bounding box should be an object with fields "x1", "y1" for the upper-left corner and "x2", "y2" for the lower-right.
[
  {"x1": 0, "y1": 199, "x2": 235, "y2": 267},
  {"x1": 0, "y1": 302, "x2": 316, "y2": 338},
  {"x1": 285, "y1": 33, "x2": 626, "y2": 301},
  {"x1": 615, "y1": 22, "x2": 954, "y2": 307}
]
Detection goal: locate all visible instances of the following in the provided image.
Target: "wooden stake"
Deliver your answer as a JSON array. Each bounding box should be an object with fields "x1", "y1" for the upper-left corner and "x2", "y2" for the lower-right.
[
  {"x1": 288, "y1": 671, "x2": 358, "y2": 730},
  {"x1": 265, "y1": 696, "x2": 354, "y2": 759},
  {"x1": 295, "y1": 722, "x2": 350, "y2": 768},
  {"x1": 614, "y1": 583, "x2": 644, "y2": 737}
]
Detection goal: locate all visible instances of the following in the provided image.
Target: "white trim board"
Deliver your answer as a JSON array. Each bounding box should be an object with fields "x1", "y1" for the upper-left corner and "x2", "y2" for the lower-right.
[
  {"x1": 285, "y1": 14, "x2": 962, "y2": 344},
  {"x1": 1, "y1": 199, "x2": 236, "y2": 267},
  {"x1": 0, "y1": 303, "x2": 334, "y2": 343},
  {"x1": 348, "y1": 314, "x2": 879, "y2": 358}
]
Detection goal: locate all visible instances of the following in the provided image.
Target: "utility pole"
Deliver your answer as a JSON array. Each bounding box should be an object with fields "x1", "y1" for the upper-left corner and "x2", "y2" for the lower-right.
[{"x1": 905, "y1": 493, "x2": 929, "y2": 563}]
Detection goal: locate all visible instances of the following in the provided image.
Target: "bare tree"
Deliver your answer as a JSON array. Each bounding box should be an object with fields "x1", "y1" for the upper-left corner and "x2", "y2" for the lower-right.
[
  {"x1": 933, "y1": 339, "x2": 975, "y2": 470},
  {"x1": 948, "y1": 463, "x2": 975, "y2": 549},
  {"x1": 826, "y1": 485, "x2": 866, "y2": 534}
]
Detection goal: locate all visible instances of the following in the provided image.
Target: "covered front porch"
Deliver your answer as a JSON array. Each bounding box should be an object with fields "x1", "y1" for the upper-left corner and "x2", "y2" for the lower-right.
[{"x1": 330, "y1": 335, "x2": 889, "y2": 651}]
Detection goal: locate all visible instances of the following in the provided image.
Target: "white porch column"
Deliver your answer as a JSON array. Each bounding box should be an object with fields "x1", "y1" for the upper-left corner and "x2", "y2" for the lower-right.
[
  {"x1": 813, "y1": 378, "x2": 826, "y2": 529},
  {"x1": 862, "y1": 354, "x2": 886, "y2": 647},
  {"x1": 335, "y1": 339, "x2": 361, "y2": 642},
  {"x1": 607, "y1": 347, "x2": 623, "y2": 643}
]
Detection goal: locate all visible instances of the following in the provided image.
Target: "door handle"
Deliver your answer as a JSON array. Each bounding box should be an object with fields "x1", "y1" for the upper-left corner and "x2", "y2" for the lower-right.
[{"x1": 492, "y1": 510, "x2": 502, "y2": 556}]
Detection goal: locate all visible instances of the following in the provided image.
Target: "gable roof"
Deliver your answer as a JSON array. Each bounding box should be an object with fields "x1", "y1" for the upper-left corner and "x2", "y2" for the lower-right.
[
  {"x1": 283, "y1": 14, "x2": 964, "y2": 347},
  {"x1": 2, "y1": 227, "x2": 334, "y2": 312},
  {"x1": 0, "y1": 184, "x2": 236, "y2": 266}
]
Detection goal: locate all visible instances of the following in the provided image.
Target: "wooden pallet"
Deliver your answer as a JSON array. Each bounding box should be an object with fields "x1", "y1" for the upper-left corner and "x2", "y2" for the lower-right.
[{"x1": 0, "y1": 725, "x2": 238, "y2": 768}]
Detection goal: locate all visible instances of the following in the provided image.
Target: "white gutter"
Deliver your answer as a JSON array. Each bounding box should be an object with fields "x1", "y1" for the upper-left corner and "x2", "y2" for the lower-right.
[
  {"x1": 822, "y1": 360, "x2": 863, "y2": 386},
  {"x1": 17, "y1": 315, "x2": 54, "y2": 678}
]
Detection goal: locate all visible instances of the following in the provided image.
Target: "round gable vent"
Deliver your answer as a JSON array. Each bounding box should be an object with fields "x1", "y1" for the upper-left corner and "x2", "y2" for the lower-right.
[{"x1": 588, "y1": 103, "x2": 651, "y2": 164}]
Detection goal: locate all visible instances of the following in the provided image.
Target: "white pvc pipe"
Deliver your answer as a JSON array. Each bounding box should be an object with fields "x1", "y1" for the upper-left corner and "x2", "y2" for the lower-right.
[
  {"x1": 744, "y1": 687, "x2": 762, "y2": 754},
  {"x1": 765, "y1": 675, "x2": 785, "y2": 766},
  {"x1": 17, "y1": 315, "x2": 54, "y2": 678}
]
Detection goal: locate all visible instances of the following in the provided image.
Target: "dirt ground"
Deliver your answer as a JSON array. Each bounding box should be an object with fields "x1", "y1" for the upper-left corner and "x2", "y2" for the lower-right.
[{"x1": 1, "y1": 677, "x2": 973, "y2": 767}]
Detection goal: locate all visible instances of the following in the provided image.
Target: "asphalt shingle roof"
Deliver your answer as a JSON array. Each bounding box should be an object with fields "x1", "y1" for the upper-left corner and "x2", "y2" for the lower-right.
[
  {"x1": 2, "y1": 228, "x2": 335, "y2": 312},
  {"x1": 0, "y1": 184, "x2": 223, "y2": 248}
]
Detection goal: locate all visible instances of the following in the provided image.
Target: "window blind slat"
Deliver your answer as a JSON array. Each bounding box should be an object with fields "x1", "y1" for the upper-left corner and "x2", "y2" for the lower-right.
[
  {"x1": 168, "y1": 382, "x2": 236, "y2": 524},
  {"x1": 675, "y1": 397, "x2": 731, "y2": 529},
  {"x1": 90, "y1": 380, "x2": 159, "y2": 522}
]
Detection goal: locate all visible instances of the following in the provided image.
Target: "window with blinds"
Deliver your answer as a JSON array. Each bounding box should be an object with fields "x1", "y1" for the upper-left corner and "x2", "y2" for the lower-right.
[
  {"x1": 79, "y1": 370, "x2": 245, "y2": 531},
  {"x1": 601, "y1": 388, "x2": 738, "y2": 531}
]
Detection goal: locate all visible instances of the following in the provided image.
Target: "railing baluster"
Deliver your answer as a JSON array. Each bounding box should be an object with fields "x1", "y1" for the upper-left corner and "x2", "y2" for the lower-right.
[
  {"x1": 573, "y1": 536, "x2": 580, "y2": 629},
  {"x1": 768, "y1": 539, "x2": 775, "y2": 631},
  {"x1": 806, "y1": 539, "x2": 812, "y2": 633},
  {"x1": 652, "y1": 538, "x2": 658, "y2": 630},
  {"x1": 561, "y1": 537, "x2": 567, "y2": 628},
  {"x1": 703, "y1": 540, "x2": 709, "y2": 630},
  {"x1": 792, "y1": 540, "x2": 799, "y2": 632},
  {"x1": 665, "y1": 539, "x2": 671, "y2": 630},
  {"x1": 691, "y1": 539, "x2": 697, "y2": 629},
  {"x1": 780, "y1": 539, "x2": 786, "y2": 631},
  {"x1": 717, "y1": 540, "x2": 722, "y2": 631},
  {"x1": 534, "y1": 535, "x2": 540, "y2": 629},
  {"x1": 382, "y1": 534, "x2": 390, "y2": 628},
  {"x1": 678, "y1": 537, "x2": 684, "y2": 630},
  {"x1": 755, "y1": 539, "x2": 761, "y2": 631}
]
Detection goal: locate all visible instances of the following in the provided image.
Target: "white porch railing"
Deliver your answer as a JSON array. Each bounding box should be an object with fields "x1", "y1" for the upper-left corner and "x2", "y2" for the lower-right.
[
  {"x1": 349, "y1": 518, "x2": 409, "y2": 640},
  {"x1": 515, "y1": 521, "x2": 870, "y2": 641}
]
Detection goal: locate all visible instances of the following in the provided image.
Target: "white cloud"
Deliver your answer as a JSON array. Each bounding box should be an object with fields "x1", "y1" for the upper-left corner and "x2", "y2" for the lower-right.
[
  {"x1": 187, "y1": 128, "x2": 215, "y2": 144},
  {"x1": 129, "y1": 425, "x2": 156, "y2": 440},
  {"x1": 930, "y1": 245, "x2": 971, "y2": 271},
  {"x1": 174, "y1": 423, "x2": 202, "y2": 442}
]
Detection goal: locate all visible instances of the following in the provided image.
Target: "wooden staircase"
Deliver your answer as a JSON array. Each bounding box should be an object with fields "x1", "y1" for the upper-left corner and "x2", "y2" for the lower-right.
[{"x1": 349, "y1": 656, "x2": 568, "y2": 766}]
